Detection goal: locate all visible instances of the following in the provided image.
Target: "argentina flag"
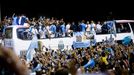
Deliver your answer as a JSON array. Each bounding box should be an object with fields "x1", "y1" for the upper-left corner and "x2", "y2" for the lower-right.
[
  {"x1": 26, "y1": 34, "x2": 38, "y2": 62},
  {"x1": 122, "y1": 36, "x2": 132, "y2": 46},
  {"x1": 107, "y1": 21, "x2": 117, "y2": 37},
  {"x1": 107, "y1": 21, "x2": 114, "y2": 30}
]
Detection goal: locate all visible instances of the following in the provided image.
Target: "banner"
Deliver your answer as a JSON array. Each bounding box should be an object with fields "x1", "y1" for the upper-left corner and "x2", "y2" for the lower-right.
[
  {"x1": 73, "y1": 40, "x2": 90, "y2": 48},
  {"x1": 73, "y1": 32, "x2": 91, "y2": 48}
]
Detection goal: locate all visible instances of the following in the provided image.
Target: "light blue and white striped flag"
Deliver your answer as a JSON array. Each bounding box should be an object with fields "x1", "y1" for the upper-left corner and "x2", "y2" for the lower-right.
[
  {"x1": 26, "y1": 34, "x2": 38, "y2": 62},
  {"x1": 122, "y1": 36, "x2": 131, "y2": 46}
]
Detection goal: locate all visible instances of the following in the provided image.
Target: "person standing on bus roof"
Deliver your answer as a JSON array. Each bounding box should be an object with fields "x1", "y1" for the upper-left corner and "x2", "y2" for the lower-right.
[
  {"x1": 80, "y1": 20, "x2": 86, "y2": 32},
  {"x1": 50, "y1": 22, "x2": 56, "y2": 38},
  {"x1": 16, "y1": 14, "x2": 28, "y2": 25},
  {"x1": 86, "y1": 21, "x2": 90, "y2": 32},
  {"x1": 60, "y1": 22, "x2": 66, "y2": 37},
  {"x1": 12, "y1": 13, "x2": 18, "y2": 25},
  {"x1": 96, "y1": 21, "x2": 102, "y2": 33},
  {"x1": 90, "y1": 20, "x2": 96, "y2": 35}
]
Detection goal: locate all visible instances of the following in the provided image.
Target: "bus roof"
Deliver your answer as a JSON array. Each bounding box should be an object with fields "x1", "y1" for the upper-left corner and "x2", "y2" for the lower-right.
[
  {"x1": 6, "y1": 25, "x2": 29, "y2": 28},
  {"x1": 115, "y1": 20, "x2": 134, "y2": 23}
]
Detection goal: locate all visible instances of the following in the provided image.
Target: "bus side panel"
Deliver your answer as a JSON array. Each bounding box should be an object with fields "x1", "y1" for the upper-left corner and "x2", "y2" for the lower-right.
[
  {"x1": 14, "y1": 39, "x2": 31, "y2": 56},
  {"x1": 39, "y1": 37, "x2": 74, "y2": 51},
  {"x1": 95, "y1": 34, "x2": 112, "y2": 42},
  {"x1": 115, "y1": 33, "x2": 133, "y2": 41}
]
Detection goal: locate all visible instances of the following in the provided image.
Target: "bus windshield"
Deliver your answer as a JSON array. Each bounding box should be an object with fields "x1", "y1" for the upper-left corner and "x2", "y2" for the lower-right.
[
  {"x1": 17, "y1": 28, "x2": 33, "y2": 40},
  {"x1": 130, "y1": 23, "x2": 134, "y2": 33},
  {"x1": 5, "y1": 28, "x2": 12, "y2": 39},
  {"x1": 115, "y1": 23, "x2": 131, "y2": 33}
]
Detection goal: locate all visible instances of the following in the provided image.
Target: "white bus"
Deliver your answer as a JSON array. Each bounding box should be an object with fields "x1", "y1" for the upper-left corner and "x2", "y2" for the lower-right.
[
  {"x1": 2, "y1": 25, "x2": 74, "y2": 56},
  {"x1": 95, "y1": 20, "x2": 134, "y2": 43},
  {"x1": 2, "y1": 20, "x2": 134, "y2": 56}
]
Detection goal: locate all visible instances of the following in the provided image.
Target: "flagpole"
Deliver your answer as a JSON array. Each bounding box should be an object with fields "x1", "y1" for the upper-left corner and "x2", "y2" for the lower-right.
[{"x1": 0, "y1": 4, "x2": 1, "y2": 22}]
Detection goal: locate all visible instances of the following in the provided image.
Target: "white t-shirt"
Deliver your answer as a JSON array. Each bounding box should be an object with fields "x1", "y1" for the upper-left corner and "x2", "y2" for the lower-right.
[
  {"x1": 96, "y1": 24, "x2": 102, "y2": 31},
  {"x1": 66, "y1": 24, "x2": 71, "y2": 32},
  {"x1": 86, "y1": 24, "x2": 90, "y2": 31},
  {"x1": 46, "y1": 26, "x2": 51, "y2": 33}
]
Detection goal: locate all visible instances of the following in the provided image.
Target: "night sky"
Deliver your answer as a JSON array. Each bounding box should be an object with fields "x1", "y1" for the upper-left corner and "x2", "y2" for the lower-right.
[{"x1": 1, "y1": 0, "x2": 134, "y2": 22}]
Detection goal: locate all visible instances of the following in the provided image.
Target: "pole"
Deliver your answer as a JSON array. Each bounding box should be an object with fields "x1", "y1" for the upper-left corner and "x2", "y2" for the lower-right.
[{"x1": 0, "y1": 4, "x2": 1, "y2": 22}]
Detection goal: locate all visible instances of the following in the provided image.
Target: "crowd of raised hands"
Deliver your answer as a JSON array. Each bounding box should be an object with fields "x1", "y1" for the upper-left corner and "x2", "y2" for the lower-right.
[{"x1": 1, "y1": 41, "x2": 134, "y2": 75}]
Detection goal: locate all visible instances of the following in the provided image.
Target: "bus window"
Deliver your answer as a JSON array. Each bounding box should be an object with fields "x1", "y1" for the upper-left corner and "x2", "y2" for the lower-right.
[
  {"x1": 5, "y1": 28, "x2": 12, "y2": 39},
  {"x1": 130, "y1": 23, "x2": 134, "y2": 33},
  {"x1": 115, "y1": 23, "x2": 131, "y2": 33},
  {"x1": 17, "y1": 28, "x2": 33, "y2": 40}
]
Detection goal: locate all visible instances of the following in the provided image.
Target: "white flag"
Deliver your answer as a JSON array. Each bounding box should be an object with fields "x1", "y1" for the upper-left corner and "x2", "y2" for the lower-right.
[{"x1": 26, "y1": 34, "x2": 38, "y2": 62}]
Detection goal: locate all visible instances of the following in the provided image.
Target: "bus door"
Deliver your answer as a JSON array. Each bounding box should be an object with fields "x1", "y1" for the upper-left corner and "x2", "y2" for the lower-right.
[{"x1": 4, "y1": 27, "x2": 14, "y2": 49}]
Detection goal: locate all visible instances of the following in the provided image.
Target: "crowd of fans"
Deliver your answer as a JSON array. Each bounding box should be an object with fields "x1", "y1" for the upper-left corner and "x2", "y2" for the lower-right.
[
  {"x1": 1, "y1": 40, "x2": 134, "y2": 75},
  {"x1": 11, "y1": 41, "x2": 134, "y2": 75},
  {"x1": 0, "y1": 13, "x2": 104, "y2": 39},
  {"x1": 0, "y1": 14, "x2": 134, "y2": 75}
]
